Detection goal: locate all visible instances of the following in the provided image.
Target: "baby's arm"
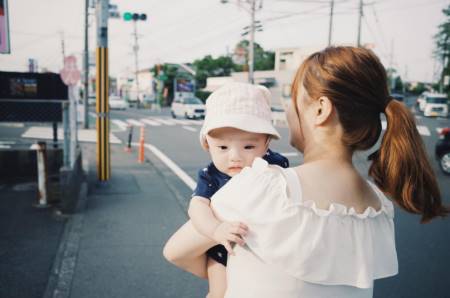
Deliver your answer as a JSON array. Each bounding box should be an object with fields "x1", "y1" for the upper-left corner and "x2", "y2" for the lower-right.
[{"x1": 189, "y1": 196, "x2": 248, "y2": 254}]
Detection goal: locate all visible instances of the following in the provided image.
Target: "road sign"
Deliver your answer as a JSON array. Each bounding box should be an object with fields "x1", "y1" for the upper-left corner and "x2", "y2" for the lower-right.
[
  {"x1": 0, "y1": 0, "x2": 11, "y2": 54},
  {"x1": 60, "y1": 56, "x2": 81, "y2": 86}
]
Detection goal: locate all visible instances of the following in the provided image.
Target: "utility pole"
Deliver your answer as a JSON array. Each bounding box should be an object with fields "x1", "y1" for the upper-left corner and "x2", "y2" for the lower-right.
[
  {"x1": 96, "y1": 0, "x2": 110, "y2": 181},
  {"x1": 248, "y1": 0, "x2": 256, "y2": 84},
  {"x1": 221, "y1": 0, "x2": 262, "y2": 84},
  {"x1": 357, "y1": 0, "x2": 363, "y2": 47},
  {"x1": 328, "y1": 0, "x2": 334, "y2": 46},
  {"x1": 83, "y1": 0, "x2": 89, "y2": 128},
  {"x1": 60, "y1": 31, "x2": 66, "y2": 63},
  {"x1": 133, "y1": 21, "x2": 140, "y2": 107}
]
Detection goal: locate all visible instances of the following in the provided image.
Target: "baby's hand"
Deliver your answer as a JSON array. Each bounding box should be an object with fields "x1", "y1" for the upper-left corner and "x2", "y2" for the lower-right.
[{"x1": 212, "y1": 222, "x2": 248, "y2": 255}]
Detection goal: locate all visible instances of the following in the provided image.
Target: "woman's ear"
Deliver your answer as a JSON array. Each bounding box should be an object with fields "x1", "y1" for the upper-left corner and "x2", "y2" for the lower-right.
[{"x1": 314, "y1": 96, "x2": 333, "y2": 125}]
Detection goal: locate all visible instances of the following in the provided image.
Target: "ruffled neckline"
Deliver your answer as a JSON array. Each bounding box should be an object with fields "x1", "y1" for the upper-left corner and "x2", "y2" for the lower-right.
[{"x1": 251, "y1": 157, "x2": 394, "y2": 220}]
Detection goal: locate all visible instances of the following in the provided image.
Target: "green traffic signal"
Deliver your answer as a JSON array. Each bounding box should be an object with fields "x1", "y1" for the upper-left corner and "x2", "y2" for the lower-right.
[
  {"x1": 123, "y1": 12, "x2": 147, "y2": 22},
  {"x1": 123, "y1": 12, "x2": 132, "y2": 21}
]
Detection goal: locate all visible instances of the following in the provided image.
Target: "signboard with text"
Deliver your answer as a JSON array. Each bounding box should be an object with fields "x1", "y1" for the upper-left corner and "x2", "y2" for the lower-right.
[
  {"x1": 0, "y1": 0, "x2": 10, "y2": 54},
  {"x1": 0, "y1": 72, "x2": 68, "y2": 122}
]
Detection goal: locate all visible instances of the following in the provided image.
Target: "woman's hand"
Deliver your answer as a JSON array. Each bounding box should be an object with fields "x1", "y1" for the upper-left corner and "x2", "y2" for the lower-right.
[{"x1": 212, "y1": 222, "x2": 248, "y2": 255}]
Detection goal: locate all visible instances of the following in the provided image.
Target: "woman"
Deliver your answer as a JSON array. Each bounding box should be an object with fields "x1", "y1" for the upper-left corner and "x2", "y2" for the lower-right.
[{"x1": 209, "y1": 46, "x2": 448, "y2": 297}]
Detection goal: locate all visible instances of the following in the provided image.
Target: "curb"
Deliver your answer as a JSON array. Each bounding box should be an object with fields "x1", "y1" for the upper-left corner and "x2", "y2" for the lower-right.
[{"x1": 43, "y1": 159, "x2": 90, "y2": 298}]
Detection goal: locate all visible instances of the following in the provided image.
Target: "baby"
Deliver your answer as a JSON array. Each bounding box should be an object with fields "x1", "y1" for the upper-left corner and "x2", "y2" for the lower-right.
[{"x1": 163, "y1": 82, "x2": 289, "y2": 298}]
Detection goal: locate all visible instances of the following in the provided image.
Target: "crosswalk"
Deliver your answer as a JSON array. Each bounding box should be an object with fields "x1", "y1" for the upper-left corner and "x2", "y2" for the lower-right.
[
  {"x1": 112, "y1": 117, "x2": 444, "y2": 138},
  {"x1": 111, "y1": 117, "x2": 203, "y2": 131}
]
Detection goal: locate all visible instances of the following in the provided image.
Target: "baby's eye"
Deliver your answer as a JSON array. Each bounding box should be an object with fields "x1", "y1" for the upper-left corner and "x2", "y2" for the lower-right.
[
  {"x1": 219, "y1": 146, "x2": 228, "y2": 150},
  {"x1": 244, "y1": 145, "x2": 255, "y2": 150}
]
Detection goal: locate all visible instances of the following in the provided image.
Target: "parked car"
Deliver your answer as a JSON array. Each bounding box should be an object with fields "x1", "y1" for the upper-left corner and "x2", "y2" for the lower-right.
[
  {"x1": 422, "y1": 93, "x2": 448, "y2": 117},
  {"x1": 109, "y1": 95, "x2": 127, "y2": 110},
  {"x1": 171, "y1": 96, "x2": 205, "y2": 119},
  {"x1": 435, "y1": 127, "x2": 450, "y2": 175},
  {"x1": 390, "y1": 93, "x2": 404, "y2": 102}
]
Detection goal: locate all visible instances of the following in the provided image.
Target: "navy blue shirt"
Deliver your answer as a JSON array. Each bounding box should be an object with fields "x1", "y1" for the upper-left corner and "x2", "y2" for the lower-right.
[{"x1": 192, "y1": 149, "x2": 289, "y2": 200}]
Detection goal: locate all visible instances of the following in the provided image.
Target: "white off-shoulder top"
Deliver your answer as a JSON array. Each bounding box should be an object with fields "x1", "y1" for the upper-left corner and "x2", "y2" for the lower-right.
[{"x1": 210, "y1": 158, "x2": 398, "y2": 298}]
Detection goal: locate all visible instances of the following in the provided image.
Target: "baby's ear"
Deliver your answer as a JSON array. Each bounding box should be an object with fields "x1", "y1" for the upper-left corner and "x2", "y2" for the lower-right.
[{"x1": 201, "y1": 139, "x2": 210, "y2": 151}]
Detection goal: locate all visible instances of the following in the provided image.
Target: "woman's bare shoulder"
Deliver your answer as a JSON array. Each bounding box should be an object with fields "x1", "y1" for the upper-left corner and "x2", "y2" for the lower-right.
[{"x1": 291, "y1": 163, "x2": 381, "y2": 212}]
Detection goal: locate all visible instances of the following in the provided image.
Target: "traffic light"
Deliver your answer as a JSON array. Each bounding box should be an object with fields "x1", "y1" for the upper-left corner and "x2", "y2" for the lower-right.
[{"x1": 123, "y1": 12, "x2": 147, "y2": 22}]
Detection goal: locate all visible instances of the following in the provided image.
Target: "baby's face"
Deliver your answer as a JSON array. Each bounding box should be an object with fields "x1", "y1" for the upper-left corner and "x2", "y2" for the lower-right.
[{"x1": 205, "y1": 127, "x2": 268, "y2": 177}]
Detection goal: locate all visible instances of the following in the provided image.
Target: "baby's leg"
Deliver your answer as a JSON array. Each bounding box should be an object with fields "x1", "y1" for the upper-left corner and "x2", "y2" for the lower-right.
[
  {"x1": 207, "y1": 258, "x2": 227, "y2": 298},
  {"x1": 163, "y1": 220, "x2": 216, "y2": 279}
]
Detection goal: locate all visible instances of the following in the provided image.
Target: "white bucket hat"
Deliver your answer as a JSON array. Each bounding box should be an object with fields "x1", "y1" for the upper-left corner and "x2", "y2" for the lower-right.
[{"x1": 200, "y1": 82, "x2": 280, "y2": 146}]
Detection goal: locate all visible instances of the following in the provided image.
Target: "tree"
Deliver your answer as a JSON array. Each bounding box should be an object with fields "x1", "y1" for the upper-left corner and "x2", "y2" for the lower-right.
[
  {"x1": 434, "y1": 4, "x2": 450, "y2": 95},
  {"x1": 193, "y1": 55, "x2": 235, "y2": 88},
  {"x1": 233, "y1": 40, "x2": 275, "y2": 71}
]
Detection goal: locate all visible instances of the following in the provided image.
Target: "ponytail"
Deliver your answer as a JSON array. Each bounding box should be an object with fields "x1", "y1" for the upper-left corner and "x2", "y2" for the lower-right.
[{"x1": 369, "y1": 100, "x2": 448, "y2": 223}]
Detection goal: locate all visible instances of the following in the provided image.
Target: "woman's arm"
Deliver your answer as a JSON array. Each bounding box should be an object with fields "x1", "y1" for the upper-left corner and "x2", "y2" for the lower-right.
[{"x1": 162, "y1": 220, "x2": 215, "y2": 279}]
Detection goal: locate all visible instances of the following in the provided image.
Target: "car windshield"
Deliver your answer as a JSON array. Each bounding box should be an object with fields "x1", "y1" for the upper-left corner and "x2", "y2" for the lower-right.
[
  {"x1": 183, "y1": 97, "x2": 203, "y2": 105},
  {"x1": 426, "y1": 97, "x2": 447, "y2": 104}
]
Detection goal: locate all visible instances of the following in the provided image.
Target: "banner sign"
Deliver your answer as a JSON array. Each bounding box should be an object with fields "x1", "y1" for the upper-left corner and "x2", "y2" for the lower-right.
[{"x1": 0, "y1": 0, "x2": 10, "y2": 54}]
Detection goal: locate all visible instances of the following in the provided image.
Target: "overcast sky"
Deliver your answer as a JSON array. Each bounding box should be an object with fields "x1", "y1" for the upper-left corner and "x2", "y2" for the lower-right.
[{"x1": 0, "y1": 0, "x2": 448, "y2": 82}]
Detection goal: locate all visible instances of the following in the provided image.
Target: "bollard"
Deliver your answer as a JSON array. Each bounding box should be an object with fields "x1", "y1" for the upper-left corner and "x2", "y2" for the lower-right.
[
  {"x1": 138, "y1": 126, "x2": 145, "y2": 163},
  {"x1": 31, "y1": 141, "x2": 49, "y2": 207},
  {"x1": 124, "y1": 124, "x2": 133, "y2": 153}
]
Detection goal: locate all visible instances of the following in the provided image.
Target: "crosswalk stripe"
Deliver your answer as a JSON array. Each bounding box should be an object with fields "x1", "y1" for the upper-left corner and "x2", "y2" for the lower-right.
[
  {"x1": 184, "y1": 120, "x2": 203, "y2": 126},
  {"x1": 150, "y1": 118, "x2": 176, "y2": 125},
  {"x1": 416, "y1": 125, "x2": 430, "y2": 136},
  {"x1": 126, "y1": 119, "x2": 144, "y2": 127},
  {"x1": 141, "y1": 119, "x2": 162, "y2": 126},
  {"x1": 111, "y1": 119, "x2": 128, "y2": 130},
  {"x1": 182, "y1": 126, "x2": 197, "y2": 132},
  {"x1": 436, "y1": 127, "x2": 443, "y2": 134},
  {"x1": 171, "y1": 119, "x2": 194, "y2": 125}
]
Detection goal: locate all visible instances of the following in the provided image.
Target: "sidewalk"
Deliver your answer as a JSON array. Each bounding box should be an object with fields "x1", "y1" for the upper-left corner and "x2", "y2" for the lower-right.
[{"x1": 45, "y1": 143, "x2": 207, "y2": 298}]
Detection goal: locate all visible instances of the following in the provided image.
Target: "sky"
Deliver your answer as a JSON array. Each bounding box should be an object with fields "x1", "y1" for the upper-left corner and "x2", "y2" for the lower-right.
[{"x1": 0, "y1": 0, "x2": 448, "y2": 83}]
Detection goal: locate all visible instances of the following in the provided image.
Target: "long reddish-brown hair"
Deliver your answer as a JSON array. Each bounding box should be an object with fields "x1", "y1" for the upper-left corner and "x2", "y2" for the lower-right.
[{"x1": 291, "y1": 46, "x2": 448, "y2": 223}]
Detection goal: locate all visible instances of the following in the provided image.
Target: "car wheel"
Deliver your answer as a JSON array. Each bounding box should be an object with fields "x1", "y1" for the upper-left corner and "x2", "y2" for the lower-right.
[
  {"x1": 439, "y1": 152, "x2": 450, "y2": 175},
  {"x1": 171, "y1": 111, "x2": 176, "y2": 118}
]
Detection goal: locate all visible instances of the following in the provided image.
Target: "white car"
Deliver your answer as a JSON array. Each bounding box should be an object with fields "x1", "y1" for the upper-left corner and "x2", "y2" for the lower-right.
[
  {"x1": 171, "y1": 96, "x2": 205, "y2": 119},
  {"x1": 422, "y1": 93, "x2": 448, "y2": 117},
  {"x1": 109, "y1": 96, "x2": 127, "y2": 110}
]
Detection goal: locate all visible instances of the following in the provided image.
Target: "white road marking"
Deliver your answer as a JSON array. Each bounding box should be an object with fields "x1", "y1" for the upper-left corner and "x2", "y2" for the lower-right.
[
  {"x1": 184, "y1": 120, "x2": 203, "y2": 126},
  {"x1": 141, "y1": 143, "x2": 196, "y2": 190},
  {"x1": 126, "y1": 119, "x2": 144, "y2": 127},
  {"x1": 0, "y1": 123, "x2": 24, "y2": 128},
  {"x1": 415, "y1": 115, "x2": 422, "y2": 119},
  {"x1": 0, "y1": 141, "x2": 16, "y2": 145},
  {"x1": 0, "y1": 145, "x2": 11, "y2": 149},
  {"x1": 141, "y1": 119, "x2": 162, "y2": 126},
  {"x1": 280, "y1": 152, "x2": 298, "y2": 157},
  {"x1": 381, "y1": 121, "x2": 387, "y2": 130},
  {"x1": 436, "y1": 127, "x2": 444, "y2": 134},
  {"x1": 182, "y1": 126, "x2": 197, "y2": 132},
  {"x1": 21, "y1": 127, "x2": 121, "y2": 144},
  {"x1": 172, "y1": 119, "x2": 194, "y2": 125},
  {"x1": 150, "y1": 118, "x2": 176, "y2": 125},
  {"x1": 416, "y1": 125, "x2": 431, "y2": 136},
  {"x1": 111, "y1": 119, "x2": 128, "y2": 131}
]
